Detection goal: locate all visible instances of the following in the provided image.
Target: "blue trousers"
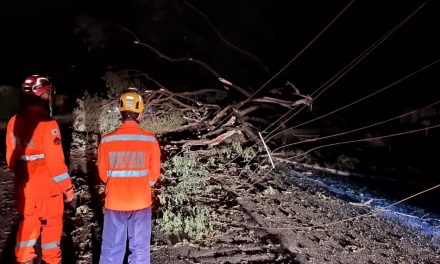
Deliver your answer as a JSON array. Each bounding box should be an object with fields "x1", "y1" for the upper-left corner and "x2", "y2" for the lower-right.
[{"x1": 100, "y1": 207, "x2": 152, "y2": 264}]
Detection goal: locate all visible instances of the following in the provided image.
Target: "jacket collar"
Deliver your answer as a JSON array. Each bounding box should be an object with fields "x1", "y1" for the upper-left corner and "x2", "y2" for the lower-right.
[
  {"x1": 120, "y1": 120, "x2": 140, "y2": 128},
  {"x1": 24, "y1": 105, "x2": 50, "y2": 116}
]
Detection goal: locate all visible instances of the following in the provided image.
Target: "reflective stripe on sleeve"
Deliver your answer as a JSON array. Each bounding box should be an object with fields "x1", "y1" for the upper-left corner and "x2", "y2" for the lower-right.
[
  {"x1": 42, "y1": 241, "x2": 60, "y2": 250},
  {"x1": 107, "y1": 169, "x2": 149, "y2": 177},
  {"x1": 52, "y1": 172, "x2": 70, "y2": 182},
  {"x1": 16, "y1": 239, "x2": 37, "y2": 248},
  {"x1": 101, "y1": 134, "x2": 155, "y2": 143},
  {"x1": 20, "y1": 154, "x2": 45, "y2": 161}
]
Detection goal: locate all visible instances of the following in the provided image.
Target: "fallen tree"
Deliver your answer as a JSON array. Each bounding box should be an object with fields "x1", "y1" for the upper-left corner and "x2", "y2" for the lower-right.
[{"x1": 73, "y1": 69, "x2": 313, "y2": 148}]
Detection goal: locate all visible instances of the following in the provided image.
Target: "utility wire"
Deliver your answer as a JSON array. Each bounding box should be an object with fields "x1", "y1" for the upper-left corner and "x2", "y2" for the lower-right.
[
  {"x1": 231, "y1": 56, "x2": 440, "y2": 173},
  {"x1": 243, "y1": 183, "x2": 440, "y2": 231},
  {"x1": 240, "y1": 123, "x2": 440, "y2": 190},
  {"x1": 225, "y1": 1, "x2": 429, "y2": 167},
  {"x1": 273, "y1": 98, "x2": 440, "y2": 152},
  {"x1": 267, "y1": 57, "x2": 440, "y2": 142},
  {"x1": 264, "y1": 1, "x2": 429, "y2": 140},
  {"x1": 234, "y1": 97, "x2": 440, "y2": 184},
  {"x1": 277, "y1": 123, "x2": 440, "y2": 161},
  {"x1": 209, "y1": 0, "x2": 356, "y2": 132},
  {"x1": 240, "y1": 0, "x2": 357, "y2": 106}
]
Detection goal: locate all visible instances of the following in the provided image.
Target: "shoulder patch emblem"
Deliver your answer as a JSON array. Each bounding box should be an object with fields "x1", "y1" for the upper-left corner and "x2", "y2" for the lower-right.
[
  {"x1": 54, "y1": 137, "x2": 61, "y2": 145},
  {"x1": 51, "y1": 129, "x2": 59, "y2": 136}
]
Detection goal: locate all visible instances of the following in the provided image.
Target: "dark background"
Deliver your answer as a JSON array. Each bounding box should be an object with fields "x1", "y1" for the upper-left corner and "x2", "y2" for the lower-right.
[
  {"x1": 1, "y1": 0, "x2": 440, "y2": 180},
  {"x1": 1, "y1": 0, "x2": 439, "y2": 95}
]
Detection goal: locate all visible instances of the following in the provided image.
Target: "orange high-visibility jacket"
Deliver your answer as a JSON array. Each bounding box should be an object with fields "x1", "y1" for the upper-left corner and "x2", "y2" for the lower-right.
[
  {"x1": 98, "y1": 120, "x2": 161, "y2": 211},
  {"x1": 6, "y1": 107, "x2": 72, "y2": 202}
]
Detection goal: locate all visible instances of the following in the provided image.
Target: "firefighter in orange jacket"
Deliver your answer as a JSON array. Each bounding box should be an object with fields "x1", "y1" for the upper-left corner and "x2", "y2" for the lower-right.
[
  {"x1": 98, "y1": 88, "x2": 161, "y2": 264},
  {"x1": 5, "y1": 75, "x2": 75, "y2": 264}
]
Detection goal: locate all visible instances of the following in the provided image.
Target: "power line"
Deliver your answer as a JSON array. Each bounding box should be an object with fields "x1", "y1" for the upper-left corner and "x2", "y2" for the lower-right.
[{"x1": 264, "y1": 1, "x2": 429, "y2": 140}]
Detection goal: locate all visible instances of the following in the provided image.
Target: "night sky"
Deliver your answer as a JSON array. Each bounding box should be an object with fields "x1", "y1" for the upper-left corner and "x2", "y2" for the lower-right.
[
  {"x1": 1, "y1": 0, "x2": 440, "y2": 175},
  {"x1": 1, "y1": 0, "x2": 438, "y2": 96}
]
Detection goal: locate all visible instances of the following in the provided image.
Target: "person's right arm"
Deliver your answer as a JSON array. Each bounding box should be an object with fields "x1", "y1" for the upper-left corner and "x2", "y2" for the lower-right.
[
  {"x1": 97, "y1": 140, "x2": 109, "y2": 183},
  {"x1": 5, "y1": 118, "x2": 16, "y2": 173}
]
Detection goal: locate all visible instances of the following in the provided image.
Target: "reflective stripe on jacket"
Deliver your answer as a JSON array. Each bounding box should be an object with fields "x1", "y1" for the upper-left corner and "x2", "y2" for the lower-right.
[
  {"x1": 98, "y1": 120, "x2": 161, "y2": 211},
  {"x1": 5, "y1": 106, "x2": 72, "y2": 201}
]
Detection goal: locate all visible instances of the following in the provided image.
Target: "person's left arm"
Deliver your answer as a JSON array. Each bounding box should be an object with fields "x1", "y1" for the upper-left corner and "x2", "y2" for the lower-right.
[
  {"x1": 42, "y1": 120, "x2": 74, "y2": 201},
  {"x1": 148, "y1": 137, "x2": 161, "y2": 187}
]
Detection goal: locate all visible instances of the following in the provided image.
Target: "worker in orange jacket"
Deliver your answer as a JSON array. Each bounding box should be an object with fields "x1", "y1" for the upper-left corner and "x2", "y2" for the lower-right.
[
  {"x1": 98, "y1": 88, "x2": 161, "y2": 264},
  {"x1": 5, "y1": 75, "x2": 75, "y2": 264}
]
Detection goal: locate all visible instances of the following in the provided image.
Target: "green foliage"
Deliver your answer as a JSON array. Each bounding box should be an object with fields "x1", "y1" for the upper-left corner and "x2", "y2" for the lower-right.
[
  {"x1": 72, "y1": 70, "x2": 185, "y2": 135},
  {"x1": 211, "y1": 138, "x2": 258, "y2": 163},
  {"x1": 156, "y1": 140, "x2": 258, "y2": 242},
  {"x1": 72, "y1": 91, "x2": 120, "y2": 134},
  {"x1": 160, "y1": 206, "x2": 214, "y2": 241},
  {"x1": 231, "y1": 141, "x2": 257, "y2": 162},
  {"x1": 140, "y1": 111, "x2": 185, "y2": 135},
  {"x1": 157, "y1": 149, "x2": 215, "y2": 241}
]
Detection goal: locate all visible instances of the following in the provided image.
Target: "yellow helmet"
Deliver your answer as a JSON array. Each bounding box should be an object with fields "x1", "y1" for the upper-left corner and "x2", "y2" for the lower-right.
[{"x1": 118, "y1": 89, "x2": 145, "y2": 113}]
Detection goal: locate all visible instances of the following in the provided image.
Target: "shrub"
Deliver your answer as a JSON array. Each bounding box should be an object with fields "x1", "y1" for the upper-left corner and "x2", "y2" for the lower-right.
[
  {"x1": 209, "y1": 137, "x2": 259, "y2": 163},
  {"x1": 72, "y1": 71, "x2": 184, "y2": 135},
  {"x1": 140, "y1": 111, "x2": 185, "y2": 135},
  {"x1": 157, "y1": 149, "x2": 215, "y2": 241}
]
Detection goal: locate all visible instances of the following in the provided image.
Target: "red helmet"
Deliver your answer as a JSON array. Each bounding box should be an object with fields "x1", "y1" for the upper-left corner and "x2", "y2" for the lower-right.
[{"x1": 22, "y1": 75, "x2": 53, "y2": 97}]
